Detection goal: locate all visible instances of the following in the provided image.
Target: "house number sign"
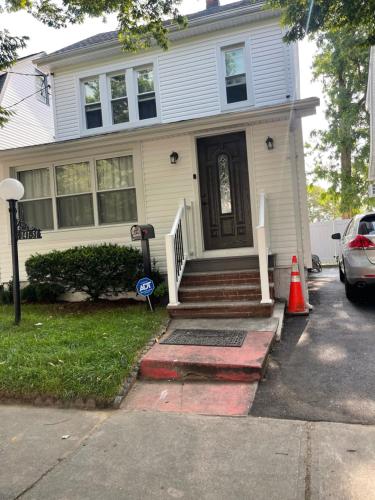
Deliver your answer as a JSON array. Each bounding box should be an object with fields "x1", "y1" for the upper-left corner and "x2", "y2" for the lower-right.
[{"x1": 17, "y1": 219, "x2": 42, "y2": 240}]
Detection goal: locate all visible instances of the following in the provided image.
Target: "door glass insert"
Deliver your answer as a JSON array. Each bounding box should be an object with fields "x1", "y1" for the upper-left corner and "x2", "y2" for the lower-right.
[{"x1": 218, "y1": 153, "x2": 232, "y2": 214}]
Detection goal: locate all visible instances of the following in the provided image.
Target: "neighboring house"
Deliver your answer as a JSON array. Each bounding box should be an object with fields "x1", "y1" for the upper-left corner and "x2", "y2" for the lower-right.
[
  {"x1": 0, "y1": 0, "x2": 319, "y2": 317},
  {"x1": 367, "y1": 46, "x2": 375, "y2": 197},
  {"x1": 0, "y1": 53, "x2": 54, "y2": 150}
]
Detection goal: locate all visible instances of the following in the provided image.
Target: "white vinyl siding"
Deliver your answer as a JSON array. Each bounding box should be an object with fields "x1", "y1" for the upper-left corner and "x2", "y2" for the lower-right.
[
  {"x1": 0, "y1": 56, "x2": 54, "y2": 149},
  {"x1": 53, "y1": 22, "x2": 295, "y2": 140}
]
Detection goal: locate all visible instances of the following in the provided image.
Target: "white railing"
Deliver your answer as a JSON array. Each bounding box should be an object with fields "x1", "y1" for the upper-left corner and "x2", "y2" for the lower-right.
[
  {"x1": 165, "y1": 199, "x2": 193, "y2": 306},
  {"x1": 256, "y1": 192, "x2": 273, "y2": 304}
]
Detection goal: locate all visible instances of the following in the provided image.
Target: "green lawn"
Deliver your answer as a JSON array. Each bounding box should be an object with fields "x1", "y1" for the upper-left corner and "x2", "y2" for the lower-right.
[{"x1": 0, "y1": 303, "x2": 167, "y2": 406}]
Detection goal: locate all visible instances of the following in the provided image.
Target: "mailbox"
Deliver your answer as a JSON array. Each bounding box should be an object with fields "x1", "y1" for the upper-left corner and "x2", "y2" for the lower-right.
[{"x1": 131, "y1": 224, "x2": 155, "y2": 241}]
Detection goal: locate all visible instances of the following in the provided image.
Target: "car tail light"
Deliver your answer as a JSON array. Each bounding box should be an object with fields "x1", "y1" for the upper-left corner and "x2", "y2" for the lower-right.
[{"x1": 347, "y1": 235, "x2": 375, "y2": 249}]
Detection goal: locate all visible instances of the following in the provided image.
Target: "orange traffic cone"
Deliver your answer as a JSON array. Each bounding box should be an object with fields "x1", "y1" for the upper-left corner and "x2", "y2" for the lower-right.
[{"x1": 287, "y1": 256, "x2": 309, "y2": 315}]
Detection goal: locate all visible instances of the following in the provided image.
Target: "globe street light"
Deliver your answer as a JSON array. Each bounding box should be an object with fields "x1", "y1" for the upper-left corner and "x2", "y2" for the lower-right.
[{"x1": 0, "y1": 178, "x2": 25, "y2": 324}]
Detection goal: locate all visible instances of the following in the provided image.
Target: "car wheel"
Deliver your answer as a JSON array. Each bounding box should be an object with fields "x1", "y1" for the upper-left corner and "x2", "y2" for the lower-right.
[
  {"x1": 339, "y1": 264, "x2": 345, "y2": 283},
  {"x1": 345, "y1": 278, "x2": 358, "y2": 302}
]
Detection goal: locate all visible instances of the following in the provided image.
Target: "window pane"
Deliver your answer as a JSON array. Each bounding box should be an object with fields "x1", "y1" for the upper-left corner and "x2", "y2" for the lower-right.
[
  {"x1": 84, "y1": 78, "x2": 100, "y2": 104},
  {"x1": 112, "y1": 98, "x2": 129, "y2": 124},
  {"x1": 98, "y1": 189, "x2": 137, "y2": 224},
  {"x1": 137, "y1": 69, "x2": 154, "y2": 94},
  {"x1": 17, "y1": 168, "x2": 50, "y2": 199},
  {"x1": 138, "y1": 95, "x2": 157, "y2": 120},
  {"x1": 110, "y1": 74, "x2": 126, "y2": 99},
  {"x1": 85, "y1": 104, "x2": 102, "y2": 129},
  {"x1": 19, "y1": 199, "x2": 54, "y2": 231},
  {"x1": 96, "y1": 156, "x2": 134, "y2": 191},
  {"x1": 218, "y1": 154, "x2": 232, "y2": 214},
  {"x1": 57, "y1": 194, "x2": 94, "y2": 228},
  {"x1": 226, "y1": 82, "x2": 247, "y2": 104},
  {"x1": 56, "y1": 162, "x2": 91, "y2": 195},
  {"x1": 225, "y1": 48, "x2": 245, "y2": 77}
]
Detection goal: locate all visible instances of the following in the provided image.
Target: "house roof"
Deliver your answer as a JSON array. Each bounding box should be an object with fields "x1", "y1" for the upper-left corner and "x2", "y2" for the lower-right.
[{"x1": 47, "y1": 0, "x2": 266, "y2": 58}]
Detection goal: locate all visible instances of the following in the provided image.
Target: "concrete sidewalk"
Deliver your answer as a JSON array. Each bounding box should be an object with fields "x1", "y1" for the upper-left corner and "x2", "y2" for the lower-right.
[{"x1": 1, "y1": 405, "x2": 375, "y2": 500}]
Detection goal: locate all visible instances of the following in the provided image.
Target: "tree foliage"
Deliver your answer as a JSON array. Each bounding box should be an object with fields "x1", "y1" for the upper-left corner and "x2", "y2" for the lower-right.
[
  {"x1": 308, "y1": 30, "x2": 371, "y2": 217},
  {"x1": 0, "y1": 0, "x2": 185, "y2": 125},
  {"x1": 307, "y1": 184, "x2": 341, "y2": 222},
  {"x1": 267, "y1": 0, "x2": 375, "y2": 46}
]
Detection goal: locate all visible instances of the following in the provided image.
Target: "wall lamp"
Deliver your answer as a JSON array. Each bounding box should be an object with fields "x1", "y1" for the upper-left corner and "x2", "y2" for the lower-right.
[
  {"x1": 265, "y1": 136, "x2": 274, "y2": 150},
  {"x1": 170, "y1": 152, "x2": 179, "y2": 165}
]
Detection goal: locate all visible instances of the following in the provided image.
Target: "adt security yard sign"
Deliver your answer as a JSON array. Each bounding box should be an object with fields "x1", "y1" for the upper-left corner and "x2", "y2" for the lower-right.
[
  {"x1": 136, "y1": 277, "x2": 155, "y2": 311},
  {"x1": 136, "y1": 277, "x2": 155, "y2": 297}
]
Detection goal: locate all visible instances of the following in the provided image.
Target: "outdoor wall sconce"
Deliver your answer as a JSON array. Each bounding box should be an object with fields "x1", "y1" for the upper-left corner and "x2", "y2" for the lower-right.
[
  {"x1": 265, "y1": 136, "x2": 274, "y2": 150},
  {"x1": 170, "y1": 152, "x2": 179, "y2": 165}
]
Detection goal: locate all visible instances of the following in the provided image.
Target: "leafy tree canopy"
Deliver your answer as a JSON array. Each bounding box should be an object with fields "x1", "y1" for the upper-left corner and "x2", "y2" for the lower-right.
[
  {"x1": 307, "y1": 184, "x2": 341, "y2": 222},
  {"x1": 267, "y1": 0, "x2": 375, "y2": 46},
  {"x1": 0, "y1": 0, "x2": 184, "y2": 126}
]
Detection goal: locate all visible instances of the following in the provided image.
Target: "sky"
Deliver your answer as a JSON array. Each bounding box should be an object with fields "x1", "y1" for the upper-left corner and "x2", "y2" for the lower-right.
[{"x1": 2, "y1": 0, "x2": 326, "y2": 145}]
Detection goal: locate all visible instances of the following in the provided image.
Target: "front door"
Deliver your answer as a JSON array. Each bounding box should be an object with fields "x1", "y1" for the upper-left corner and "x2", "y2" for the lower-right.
[{"x1": 197, "y1": 131, "x2": 253, "y2": 250}]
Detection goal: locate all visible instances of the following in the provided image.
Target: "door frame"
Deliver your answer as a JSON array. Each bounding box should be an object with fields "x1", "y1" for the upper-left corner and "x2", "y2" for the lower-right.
[{"x1": 190, "y1": 125, "x2": 258, "y2": 259}]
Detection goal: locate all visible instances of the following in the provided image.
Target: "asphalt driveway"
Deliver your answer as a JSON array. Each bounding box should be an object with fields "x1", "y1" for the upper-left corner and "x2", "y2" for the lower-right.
[{"x1": 251, "y1": 267, "x2": 375, "y2": 424}]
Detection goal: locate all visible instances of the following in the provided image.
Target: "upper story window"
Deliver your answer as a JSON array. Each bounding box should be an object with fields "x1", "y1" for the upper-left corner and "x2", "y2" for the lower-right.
[
  {"x1": 109, "y1": 73, "x2": 129, "y2": 124},
  {"x1": 223, "y1": 46, "x2": 247, "y2": 104},
  {"x1": 80, "y1": 63, "x2": 158, "y2": 133},
  {"x1": 219, "y1": 41, "x2": 253, "y2": 110},
  {"x1": 84, "y1": 78, "x2": 102, "y2": 129},
  {"x1": 136, "y1": 68, "x2": 157, "y2": 120},
  {"x1": 35, "y1": 71, "x2": 49, "y2": 105}
]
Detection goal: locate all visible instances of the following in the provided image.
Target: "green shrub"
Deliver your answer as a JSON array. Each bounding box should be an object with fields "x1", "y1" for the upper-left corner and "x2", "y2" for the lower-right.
[
  {"x1": 21, "y1": 283, "x2": 65, "y2": 303},
  {"x1": 154, "y1": 282, "x2": 168, "y2": 299},
  {"x1": 25, "y1": 244, "x2": 144, "y2": 301},
  {"x1": 0, "y1": 282, "x2": 13, "y2": 305}
]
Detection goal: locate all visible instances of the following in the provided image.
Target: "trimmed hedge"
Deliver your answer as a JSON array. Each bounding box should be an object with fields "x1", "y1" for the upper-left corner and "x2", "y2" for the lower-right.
[{"x1": 25, "y1": 244, "x2": 155, "y2": 301}]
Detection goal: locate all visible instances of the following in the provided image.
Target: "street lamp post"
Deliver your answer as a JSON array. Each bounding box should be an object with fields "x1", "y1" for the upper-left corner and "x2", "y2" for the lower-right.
[{"x1": 0, "y1": 178, "x2": 25, "y2": 325}]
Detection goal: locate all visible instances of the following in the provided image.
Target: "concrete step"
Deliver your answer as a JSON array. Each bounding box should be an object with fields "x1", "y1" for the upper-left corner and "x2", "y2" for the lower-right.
[
  {"x1": 184, "y1": 255, "x2": 275, "y2": 273},
  {"x1": 179, "y1": 283, "x2": 274, "y2": 302},
  {"x1": 123, "y1": 380, "x2": 259, "y2": 416},
  {"x1": 139, "y1": 330, "x2": 275, "y2": 382},
  {"x1": 181, "y1": 269, "x2": 273, "y2": 287},
  {"x1": 167, "y1": 300, "x2": 274, "y2": 319}
]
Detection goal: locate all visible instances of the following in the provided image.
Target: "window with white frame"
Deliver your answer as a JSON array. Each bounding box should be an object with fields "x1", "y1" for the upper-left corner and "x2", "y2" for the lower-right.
[
  {"x1": 136, "y1": 67, "x2": 157, "y2": 120},
  {"x1": 83, "y1": 77, "x2": 103, "y2": 129},
  {"x1": 80, "y1": 64, "x2": 158, "y2": 131},
  {"x1": 96, "y1": 156, "x2": 137, "y2": 224},
  {"x1": 222, "y1": 45, "x2": 248, "y2": 104},
  {"x1": 15, "y1": 155, "x2": 137, "y2": 230},
  {"x1": 17, "y1": 168, "x2": 53, "y2": 230},
  {"x1": 109, "y1": 73, "x2": 129, "y2": 124},
  {"x1": 35, "y1": 71, "x2": 49, "y2": 105}
]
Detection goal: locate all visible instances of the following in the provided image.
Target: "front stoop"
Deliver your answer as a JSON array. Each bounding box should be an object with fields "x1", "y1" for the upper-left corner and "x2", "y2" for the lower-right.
[
  {"x1": 168, "y1": 267, "x2": 275, "y2": 319},
  {"x1": 122, "y1": 330, "x2": 275, "y2": 416}
]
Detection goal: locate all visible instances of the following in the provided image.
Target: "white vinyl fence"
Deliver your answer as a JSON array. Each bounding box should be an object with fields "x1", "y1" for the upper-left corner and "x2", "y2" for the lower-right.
[{"x1": 310, "y1": 219, "x2": 350, "y2": 265}]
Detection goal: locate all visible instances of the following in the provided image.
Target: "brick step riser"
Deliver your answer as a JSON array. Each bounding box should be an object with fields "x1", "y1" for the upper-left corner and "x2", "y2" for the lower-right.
[
  {"x1": 179, "y1": 291, "x2": 262, "y2": 302},
  {"x1": 181, "y1": 273, "x2": 273, "y2": 287},
  {"x1": 139, "y1": 361, "x2": 263, "y2": 383},
  {"x1": 168, "y1": 306, "x2": 274, "y2": 319}
]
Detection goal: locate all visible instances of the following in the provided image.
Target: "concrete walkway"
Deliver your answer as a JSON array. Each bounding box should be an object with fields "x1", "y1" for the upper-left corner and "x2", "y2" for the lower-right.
[{"x1": 1, "y1": 404, "x2": 375, "y2": 500}]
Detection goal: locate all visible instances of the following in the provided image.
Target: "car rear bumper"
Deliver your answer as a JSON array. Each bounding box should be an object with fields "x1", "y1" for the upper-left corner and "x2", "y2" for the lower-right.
[{"x1": 345, "y1": 252, "x2": 375, "y2": 284}]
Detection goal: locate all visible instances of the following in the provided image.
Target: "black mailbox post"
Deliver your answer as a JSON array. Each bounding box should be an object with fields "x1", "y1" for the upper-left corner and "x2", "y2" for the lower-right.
[{"x1": 131, "y1": 224, "x2": 155, "y2": 277}]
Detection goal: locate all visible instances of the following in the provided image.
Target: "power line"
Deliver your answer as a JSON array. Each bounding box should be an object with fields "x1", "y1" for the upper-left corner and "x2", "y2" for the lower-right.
[{"x1": 3, "y1": 84, "x2": 51, "y2": 110}]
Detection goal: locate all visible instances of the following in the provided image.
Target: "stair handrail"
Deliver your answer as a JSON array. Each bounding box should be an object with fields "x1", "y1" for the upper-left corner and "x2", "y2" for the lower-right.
[
  {"x1": 257, "y1": 192, "x2": 273, "y2": 304},
  {"x1": 165, "y1": 199, "x2": 192, "y2": 306}
]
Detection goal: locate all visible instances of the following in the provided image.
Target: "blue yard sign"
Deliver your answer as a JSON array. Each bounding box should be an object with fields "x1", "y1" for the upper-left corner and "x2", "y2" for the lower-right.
[{"x1": 136, "y1": 277, "x2": 155, "y2": 297}]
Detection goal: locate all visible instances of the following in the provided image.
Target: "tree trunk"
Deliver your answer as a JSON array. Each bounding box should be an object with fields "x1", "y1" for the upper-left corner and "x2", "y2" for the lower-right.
[{"x1": 340, "y1": 145, "x2": 352, "y2": 218}]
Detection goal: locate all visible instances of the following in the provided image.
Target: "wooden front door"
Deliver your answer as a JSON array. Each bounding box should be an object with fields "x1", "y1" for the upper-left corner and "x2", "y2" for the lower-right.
[{"x1": 197, "y1": 132, "x2": 253, "y2": 251}]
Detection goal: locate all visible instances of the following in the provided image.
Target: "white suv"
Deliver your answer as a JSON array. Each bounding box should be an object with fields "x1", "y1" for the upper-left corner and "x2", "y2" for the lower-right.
[{"x1": 332, "y1": 212, "x2": 375, "y2": 301}]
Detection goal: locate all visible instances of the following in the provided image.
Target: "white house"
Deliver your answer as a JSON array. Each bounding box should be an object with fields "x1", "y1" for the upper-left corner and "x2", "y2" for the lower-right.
[
  {"x1": 367, "y1": 46, "x2": 375, "y2": 196},
  {"x1": 0, "y1": 53, "x2": 54, "y2": 150},
  {"x1": 0, "y1": 0, "x2": 318, "y2": 318}
]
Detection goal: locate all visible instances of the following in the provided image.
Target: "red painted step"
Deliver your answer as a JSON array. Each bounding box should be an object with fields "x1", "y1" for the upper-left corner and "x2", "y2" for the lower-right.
[
  {"x1": 140, "y1": 330, "x2": 275, "y2": 382},
  {"x1": 181, "y1": 270, "x2": 272, "y2": 287},
  {"x1": 167, "y1": 300, "x2": 274, "y2": 319}
]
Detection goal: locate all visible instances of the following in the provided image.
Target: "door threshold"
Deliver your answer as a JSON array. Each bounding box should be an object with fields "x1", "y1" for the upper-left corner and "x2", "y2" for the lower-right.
[{"x1": 201, "y1": 248, "x2": 257, "y2": 258}]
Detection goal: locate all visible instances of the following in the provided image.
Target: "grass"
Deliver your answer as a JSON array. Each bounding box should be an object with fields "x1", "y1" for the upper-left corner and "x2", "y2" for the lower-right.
[{"x1": 0, "y1": 302, "x2": 167, "y2": 406}]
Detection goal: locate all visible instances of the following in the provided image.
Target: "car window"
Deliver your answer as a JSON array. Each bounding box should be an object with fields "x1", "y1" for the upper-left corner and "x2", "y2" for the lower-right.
[
  {"x1": 343, "y1": 219, "x2": 354, "y2": 237},
  {"x1": 358, "y1": 215, "x2": 375, "y2": 236}
]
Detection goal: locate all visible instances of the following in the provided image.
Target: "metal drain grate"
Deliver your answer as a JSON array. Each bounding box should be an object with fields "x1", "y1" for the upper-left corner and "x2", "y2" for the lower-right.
[{"x1": 160, "y1": 329, "x2": 246, "y2": 347}]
